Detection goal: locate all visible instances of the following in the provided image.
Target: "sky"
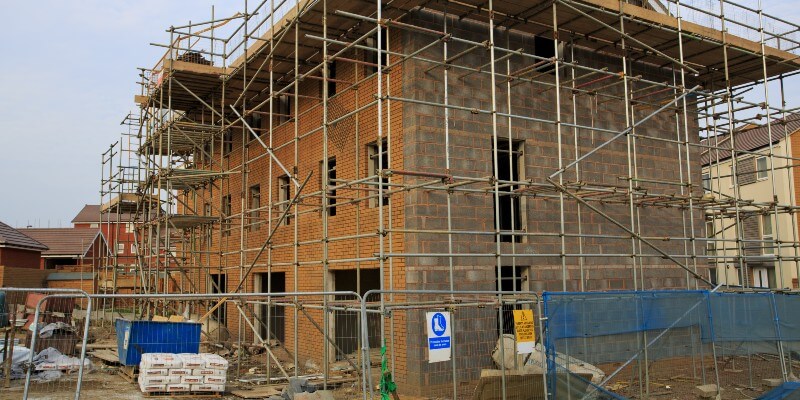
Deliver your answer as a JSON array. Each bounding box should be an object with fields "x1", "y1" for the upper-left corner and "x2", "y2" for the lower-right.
[
  {"x1": 0, "y1": 0, "x2": 798, "y2": 228},
  {"x1": 0, "y1": 1, "x2": 239, "y2": 228}
]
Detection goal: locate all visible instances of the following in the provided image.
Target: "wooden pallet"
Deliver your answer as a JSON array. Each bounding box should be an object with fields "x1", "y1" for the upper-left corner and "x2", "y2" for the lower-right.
[
  {"x1": 89, "y1": 349, "x2": 121, "y2": 366},
  {"x1": 143, "y1": 391, "x2": 223, "y2": 398},
  {"x1": 231, "y1": 385, "x2": 282, "y2": 399},
  {"x1": 118, "y1": 365, "x2": 139, "y2": 383}
]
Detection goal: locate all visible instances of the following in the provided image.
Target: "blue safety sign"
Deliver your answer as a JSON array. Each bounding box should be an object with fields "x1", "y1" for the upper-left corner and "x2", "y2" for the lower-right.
[
  {"x1": 431, "y1": 312, "x2": 447, "y2": 336},
  {"x1": 426, "y1": 311, "x2": 451, "y2": 363}
]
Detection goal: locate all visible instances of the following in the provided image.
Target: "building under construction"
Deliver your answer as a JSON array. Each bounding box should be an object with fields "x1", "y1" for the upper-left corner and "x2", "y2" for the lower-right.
[{"x1": 97, "y1": 0, "x2": 800, "y2": 395}]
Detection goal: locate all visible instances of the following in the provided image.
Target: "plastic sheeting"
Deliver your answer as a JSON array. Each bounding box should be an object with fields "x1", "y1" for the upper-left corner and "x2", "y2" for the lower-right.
[
  {"x1": 543, "y1": 291, "x2": 710, "y2": 341},
  {"x1": 542, "y1": 290, "x2": 800, "y2": 399},
  {"x1": 543, "y1": 290, "x2": 800, "y2": 343},
  {"x1": 757, "y1": 382, "x2": 800, "y2": 400},
  {"x1": 0, "y1": 346, "x2": 32, "y2": 379}
]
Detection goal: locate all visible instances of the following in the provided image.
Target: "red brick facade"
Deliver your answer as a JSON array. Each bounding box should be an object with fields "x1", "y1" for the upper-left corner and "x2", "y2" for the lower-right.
[
  {"x1": 158, "y1": 9, "x2": 708, "y2": 395},
  {"x1": 0, "y1": 247, "x2": 41, "y2": 269}
]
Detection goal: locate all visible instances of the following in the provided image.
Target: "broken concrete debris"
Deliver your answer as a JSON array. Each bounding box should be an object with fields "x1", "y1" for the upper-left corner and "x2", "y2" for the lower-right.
[{"x1": 491, "y1": 337, "x2": 605, "y2": 385}]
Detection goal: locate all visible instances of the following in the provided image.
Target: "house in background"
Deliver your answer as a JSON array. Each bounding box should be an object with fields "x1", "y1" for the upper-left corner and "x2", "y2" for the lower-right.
[
  {"x1": 0, "y1": 220, "x2": 52, "y2": 287},
  {"x1": 71, "y1": 204, "x2": 137, "y2": 268},
  {"x1": 0, "y1": 204, "x2": 135, "y2": 293},
  {"x1": 701, "y1": 114, "x2": 800, "y2": 289},
  {"x1": 20, "y1": 227, "x2": 107, "y2": 270},
  {"x1": 0, "y1": 221, "x2": 48, "y2": 269}
]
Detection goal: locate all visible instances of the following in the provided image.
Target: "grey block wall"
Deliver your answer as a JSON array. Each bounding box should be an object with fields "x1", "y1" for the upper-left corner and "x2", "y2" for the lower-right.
[{"x1": 396, "y1": 10, "x2": 708, "y2": 396}]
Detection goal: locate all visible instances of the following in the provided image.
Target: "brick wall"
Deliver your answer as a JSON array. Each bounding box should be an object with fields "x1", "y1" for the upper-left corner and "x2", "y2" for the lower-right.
[
  {"x1": 167, "y1": 8, "x2": 709, "y2": 393},
  {"x1": 399, "y1": 11, "x2": 708, "y2": 396},
  {"x1": 185, "y1": 28, "x2": 407, "y2": 366},
  {"x1": 47, "y1": 279, "x2": 97, "y2": 294},
  {"x1": 0, "y1": 265, "x2": 50, "y2": 288},
  {"x1": 0, "y1": 248, "x2": 42, "y2": 269}
]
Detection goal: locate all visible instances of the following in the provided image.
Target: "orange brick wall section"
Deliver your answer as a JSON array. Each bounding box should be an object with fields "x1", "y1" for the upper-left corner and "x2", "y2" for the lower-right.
[
  {"x1": 176, "y1": 29, "x2": 407, "y2": 368},
  {"x1": 47, "y1": 279, "x2": 97, "y2": 294},
  {"x1": 0, "y1": 266, "x2": 51, "y2": 288}
]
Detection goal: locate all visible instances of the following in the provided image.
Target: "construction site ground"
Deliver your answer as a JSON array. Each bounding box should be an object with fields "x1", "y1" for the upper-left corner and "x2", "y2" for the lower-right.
[
  {"x1": 0, "y1": 366, "x2": 368, "y2": 400},
  {"x1": 0, "y1": 352, "x2": 787, "y2": 399},
  {"x1": 598, "y1": 356, "x2": 786, "y2": 400}
]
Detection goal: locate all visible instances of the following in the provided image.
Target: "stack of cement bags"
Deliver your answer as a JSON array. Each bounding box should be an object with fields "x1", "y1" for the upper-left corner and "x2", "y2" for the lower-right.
[{"x1": 138, "y1": 353, "x2": 229, "y2": 393}]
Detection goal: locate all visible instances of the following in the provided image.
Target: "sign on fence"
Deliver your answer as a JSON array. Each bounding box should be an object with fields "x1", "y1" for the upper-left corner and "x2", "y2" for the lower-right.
[
  {"x1": 426, "y1": 311, "x2": 451, "y2": 363},
  {"x1": 513, "y1": 309, "x2": 535, "y2": 354}
]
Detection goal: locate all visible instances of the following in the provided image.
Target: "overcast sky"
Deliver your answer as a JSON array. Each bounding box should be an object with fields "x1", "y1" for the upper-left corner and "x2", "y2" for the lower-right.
[
  {"x1": 0, "y1": 1, "x2": 798, "y2": 228},
  {"x1": 0, "y1": 1, "x2": 239, "y2": 228}
]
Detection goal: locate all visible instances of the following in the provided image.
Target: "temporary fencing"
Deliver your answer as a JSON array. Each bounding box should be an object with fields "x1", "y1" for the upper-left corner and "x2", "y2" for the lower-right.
[
  {"x1": 0, "y1": 288, "x2": 92, "y2": 400},
  {"x1": 542, "y1": 290, "x2": 800, "y2": 400},
  {"x1": 89, "y1": 291, "x2": 366, "y2": 394},
  {"x1": 708, "y1": 292, "x2": 795, "y2": 396},
  {"x1": 361, "y1": 290, "x2": 546, "y2": 400},
  {"x1": 3, "y1": 288, "x2": 800, "y2": 399}
]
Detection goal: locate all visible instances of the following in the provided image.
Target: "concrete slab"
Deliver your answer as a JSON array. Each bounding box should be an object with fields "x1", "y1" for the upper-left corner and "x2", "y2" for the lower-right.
[
  {"x1": 695, "y1": 383, "x2": 721, "y2": 399},
  {"x1": 763, "y1": 378, "x2": 783, "y2": 388}
]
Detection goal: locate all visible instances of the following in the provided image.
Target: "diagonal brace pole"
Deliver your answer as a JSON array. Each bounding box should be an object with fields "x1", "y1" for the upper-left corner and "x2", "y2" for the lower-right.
[
  {"x1": 199, "y1": 172, "x2": 313, "y2": 322},
  {"x1": 172, "y1": 78, "x2": 232, "y2": 125},
  {"x1": 235, "y1": 302, "x2": 292, "y2": 380},
  {"x1": 230, "y1": 105, "x2": 301, "y2": 188},
  {"x1": 578, "y1": 286, "x2": 721, "y2": 399},
  {"x1": 299, "y1": 306, "x2": 362, "y2": 375},
  {"x1": 546, "y1": 177, "x2": 713, "y2": 286},
  {"x1": 549, "y1": 85, "x2": 700, "y2": 179}
]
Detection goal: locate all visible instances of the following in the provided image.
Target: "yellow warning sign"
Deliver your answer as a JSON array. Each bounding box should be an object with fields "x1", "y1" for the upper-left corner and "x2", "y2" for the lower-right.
[{"x1": 513, "y1": 309, "x2": 535, "y2": 354}]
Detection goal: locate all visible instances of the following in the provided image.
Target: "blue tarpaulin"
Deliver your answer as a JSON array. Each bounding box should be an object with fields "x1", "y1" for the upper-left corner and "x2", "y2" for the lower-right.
[{"x1": 757, "y1": 382, "x2": 800, "y2": 400}]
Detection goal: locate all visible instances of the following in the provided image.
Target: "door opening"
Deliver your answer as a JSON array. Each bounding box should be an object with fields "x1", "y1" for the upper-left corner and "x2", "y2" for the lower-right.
[
  {"x1": 332, "y1": 269, "x2": 381, "y2": 359},
  {"x1": 255, "y1": 272, "x2": 286, "y2": 343}
]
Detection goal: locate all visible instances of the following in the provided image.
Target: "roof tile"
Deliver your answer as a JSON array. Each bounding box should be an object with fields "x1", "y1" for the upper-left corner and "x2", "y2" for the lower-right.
[
  {"x1": 0, "y1": 221, "x2": 48, "y2": 251},
  {"x1": 701, "y1": 114, "x2": 800, "y2": 165},
  {"x1": 19, "y1": 228, "x2": 102, "y2": 257}
]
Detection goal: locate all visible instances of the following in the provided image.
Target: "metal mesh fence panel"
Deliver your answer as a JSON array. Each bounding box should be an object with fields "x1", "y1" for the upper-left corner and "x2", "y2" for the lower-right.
[
  {"x1": 0, "y1": 291, "x2": 367, "y2": 399},
  {"x1": 84, "y1": 292, "x2": 365, "y2": 398},
  {"x1": 709, "y1": 292, "x2": 788, "y2": 399},
  {"x1": 362, "y1": 290, "x2": 545, "y2": 400},
  {"x1": 543, "y1": 290, "x2": 714, "y2": 399},
  {"x1": 543, "y1": 290, "x2": 800, "y2": 400},
  {"x1": 3, "y1": 288, "x2": 797, "y2": 399},
  {"x1": 0, "y1": 289, "x2": 91, "y2": 400}
]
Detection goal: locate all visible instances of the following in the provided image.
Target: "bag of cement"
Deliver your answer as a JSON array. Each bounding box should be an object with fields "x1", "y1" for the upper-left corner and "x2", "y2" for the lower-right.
[
  {"x1": 491, "y1": 334, "x2": 530, "y2": 370},
  {"x1": 33, "y1": 347, "x2": 92, "y2": 372},
  {"x1": 139, "y1": 383, "x2": 167, "y2": 393},
  {"x1": 190, "y1": 383, "x2": 224, "y2": 392},
  {"x1": 178, "y1": 353, "x2": 205, "y2": 368},
  {"x1": 166, "y1": 383, "x2": 190, "y2": 392},
  {"x1": 140, "y1": 353, "x2": 183, "y2": 369},
  {"x1": 201, "y1": 353, "x2": 229, "y2": 370}
]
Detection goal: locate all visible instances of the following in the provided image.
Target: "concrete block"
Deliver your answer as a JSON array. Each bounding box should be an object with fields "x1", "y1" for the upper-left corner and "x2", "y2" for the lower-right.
[
  {"x1": 294, "y1": 391, "x2": 334, "y2": 400},
  {"x1": 283, "y1": 377, "x2": 315, "y2": 399},
  {"x1": 763, "y1": 378, "x2": 783, "y2": 388},
  {"x1": 695, "y1": 384, "x2": 721, "y2": 399}
]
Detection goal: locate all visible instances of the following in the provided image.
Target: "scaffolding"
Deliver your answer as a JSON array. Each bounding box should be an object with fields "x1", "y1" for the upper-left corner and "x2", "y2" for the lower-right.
[
  {"x1": 101, "y1": 0, "x2": 800, "y2": 394},
  {"x1": 99, "y1": 113, "x2": 146, "y2": 318}
]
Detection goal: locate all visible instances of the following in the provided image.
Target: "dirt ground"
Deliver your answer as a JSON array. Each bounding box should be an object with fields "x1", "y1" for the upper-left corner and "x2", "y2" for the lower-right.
[
  {"x1": 1, "y1": 328, "x2": 788, "y2": 400},
  {"x1": 0, "y1": 368, "x2": 365, "y2": 400},
  {"x1": 598, "y1": 354, "x2": 787, "y2": 399}
]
